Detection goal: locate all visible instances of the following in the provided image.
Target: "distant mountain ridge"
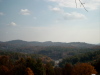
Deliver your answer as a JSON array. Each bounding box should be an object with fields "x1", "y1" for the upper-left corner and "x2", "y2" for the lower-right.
[
  {"x1": 0, "y1": 40, "x2": 100, "y2": 60},
  {"x1": 6, "y1": 40, "x2": 28, "y2": 43},
  {"x1": 0, "y1": 40, "x2": 98, "y2": 48}
]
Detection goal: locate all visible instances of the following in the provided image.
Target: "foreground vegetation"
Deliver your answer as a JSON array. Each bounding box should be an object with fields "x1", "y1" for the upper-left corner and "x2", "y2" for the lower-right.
[{"x1": 0, "y1": 50, "x2": 100, "y2": 75}]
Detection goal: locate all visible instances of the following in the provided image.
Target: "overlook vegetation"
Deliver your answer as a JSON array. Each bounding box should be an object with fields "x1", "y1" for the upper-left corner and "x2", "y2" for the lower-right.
[
  {"x1": 0, "y1": 40, "x2": 100, "y2": 75},
  {"x1": 0, "y1": 51, "x2": 100, "y2": 75}
]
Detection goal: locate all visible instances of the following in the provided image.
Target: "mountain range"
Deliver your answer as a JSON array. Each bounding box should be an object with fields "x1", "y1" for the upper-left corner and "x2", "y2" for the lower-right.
[
  {"x1": 0, "y1": 40, "x2": 100, "y2": 60},
  {"x1": 0, "y1": 40, "x2": 99, "y2": 48}
]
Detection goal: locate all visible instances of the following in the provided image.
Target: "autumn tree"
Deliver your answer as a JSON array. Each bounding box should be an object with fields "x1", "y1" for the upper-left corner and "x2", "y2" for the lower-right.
[
  {"x1": 10, "y1": 64, "x2": 26, "y2": 75},
  {"x1": 10, "y1": 58, "x2": 26, "y2": 75},
  {"x1": 0, "y1": 65, "x2": 9, "y2": 75},
  {"x1": 15, "y1": 58, "x2": 26, "y2": 65},
  {"x1": 72, "y1": 63, "x2": 97, "y2": 75},
  {"x1": 24, "y1": 67, "x2": 34, "y2": 75},
  {"x1": 63, "y1": 63, "x2": 73, "y2": 75},
  {"x1": 0, "y1": 55, "x2": 12, "y2": 68}
]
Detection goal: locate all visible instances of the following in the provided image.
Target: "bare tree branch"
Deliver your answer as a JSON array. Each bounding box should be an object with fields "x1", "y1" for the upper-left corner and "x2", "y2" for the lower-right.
[
  {"x1": 78, "y1": 0, "x2": 88, "y2": 12},
  {"x1": 75, "y1": 0, "x2": 88, "y2": 12}
]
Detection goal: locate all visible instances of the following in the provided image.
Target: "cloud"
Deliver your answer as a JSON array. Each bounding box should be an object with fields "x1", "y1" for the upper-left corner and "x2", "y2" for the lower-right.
[
  {"x1": 0, "y1": 12, "x2": 4, "y2": 16},
  {"x1": 84, "y1": 0, "x2": 100, "y2": 10},
  {"x1": 20, "y1": 9, "x2": 31, "y2": 15},
  {"x1": 49, "y1": 6, "x2": 63, "y2": 13},
  {"x1": 48, "y1": 0, "x2": 100, "y2": 10},
  {"x1": 9, "y1": 22, "x2": 17, "y2": 26},
  {"x1": 49, "y1": 6, "x2": 86, "y2": 20},
  {"x1": 63, "y1": 12, "x2": 86, "y2": 20}
]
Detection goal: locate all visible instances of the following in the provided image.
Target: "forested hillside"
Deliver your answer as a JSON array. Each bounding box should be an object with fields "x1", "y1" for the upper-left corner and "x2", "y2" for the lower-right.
[
  {"x1": 0, "y1": 40, "x2": 100, "y2": 75},
  {"x1": 0, "y1": 52, "x2": 100, "y2": 75},
  {"x1": 0, "y1": 40, "x2": 96, "y2": 47},
  {"x1": 0, "y1": 50, "x2": 53, "y2": 64},
  {"x1": 0, "y1": 40, "x2": 100, "y2": 60},
  {"x1": 59, "y1": 50, "x2": 100, "y2": 67}
]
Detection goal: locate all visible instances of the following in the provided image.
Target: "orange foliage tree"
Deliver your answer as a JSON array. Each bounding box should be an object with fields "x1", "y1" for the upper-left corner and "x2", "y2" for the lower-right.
[
  {"x1": 0, "y1": 65, "x2": 9, "y2": 75},
  {"x1": 72, "y1": 63, "x2": 97, "y2": 75},
  {"x1": 24, "y1": 67, "x2": 34, "y2": 75}
]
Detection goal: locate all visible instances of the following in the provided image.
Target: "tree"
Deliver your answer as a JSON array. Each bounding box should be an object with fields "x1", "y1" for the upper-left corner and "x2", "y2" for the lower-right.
[
  {"x1": 25, "y1": 67, "x2": 34, "y2": 75},
  {"x1": 0, "y1": 56, "x2": 12, "y2": 68},
  {"x1": 0, "y1": 65, "x2": 9, "y2": 75},
  {"x1": 35, "y1": 59, "x2": 46, "y2": 75},
  {"x1": 54, "y1": 67, "x2": 62, "y2": 75},
  {"x1": 63, "y1": 63, "x2": 73, "y2": 75},
  {"x1": 45, "y1": 63, "x2": 55, "y2": 75},
  {"x1": 26, "y1": 58, "x2": 36, "y2": 71},
  {"x1": 10, "y1": 64, "x2": 26, "y2": 75},
  {"x1": 93, "y1": 59, "x2": 100, "y2": 74},
  {"x1": 10, "y1": 58, "x2": 26, "y2": 75},
  {"x1": 72, "y1": 63, "x2": 97, "y2": 75}
]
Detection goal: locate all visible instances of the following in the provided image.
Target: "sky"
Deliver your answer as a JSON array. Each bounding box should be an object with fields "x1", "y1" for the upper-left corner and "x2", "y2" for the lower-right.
[{"x1": 0, "y1": 0, "x2": 100, "y2": 44}]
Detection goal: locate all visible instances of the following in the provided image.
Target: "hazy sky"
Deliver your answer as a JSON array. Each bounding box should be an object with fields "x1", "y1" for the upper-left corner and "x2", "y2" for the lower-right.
[{"x1": 0, "y1": 0, "x2": 100, "y2": 44}]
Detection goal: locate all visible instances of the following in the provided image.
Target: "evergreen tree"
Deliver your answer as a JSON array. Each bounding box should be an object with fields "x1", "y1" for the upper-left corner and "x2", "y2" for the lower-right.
[
  {"x1": 45, "y1": 63, "x2": 55, "y2": 75},
  {"x1": 35, "y1": 59, "x2": 46, "y2": 75}
]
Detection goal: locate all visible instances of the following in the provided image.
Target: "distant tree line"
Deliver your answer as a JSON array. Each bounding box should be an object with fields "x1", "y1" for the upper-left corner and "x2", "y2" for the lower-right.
[{"x1": 0, "y1": 43, "x2": 100, "y2": 60}]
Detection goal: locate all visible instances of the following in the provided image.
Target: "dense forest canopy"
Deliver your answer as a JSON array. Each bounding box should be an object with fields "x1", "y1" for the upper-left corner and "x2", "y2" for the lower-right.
[
  {"x1": 0, "y1": 40, "x2": 100, "y2": 60},
  {"x1": 0, "y1": 50, "x2": 100, "y2": 75}
]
